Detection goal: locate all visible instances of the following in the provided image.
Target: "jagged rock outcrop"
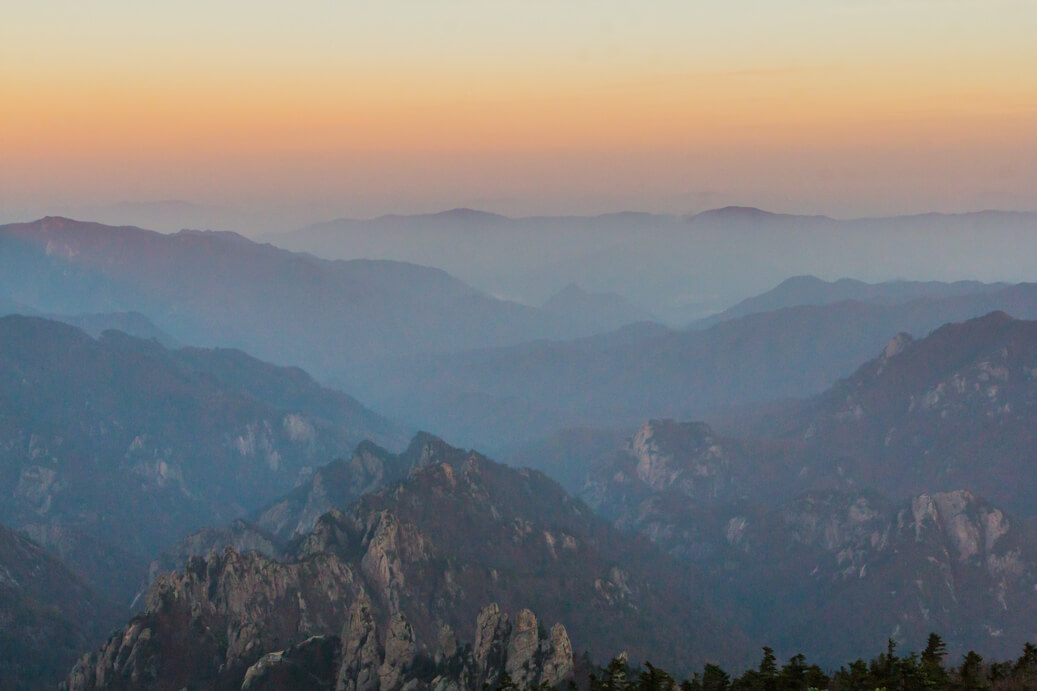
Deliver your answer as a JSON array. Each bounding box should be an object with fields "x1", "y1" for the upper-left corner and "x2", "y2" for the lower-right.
[
  {"x1": 141, "y1": 435, "x2": 448, "y2": 606},
  {"x1": 473, "y1": 604, "x2": 510, "y2": 689},
  {"x1": 69, "y1": 574, "x2": 573, "y2": 691},
  {"x1": 310, "y1": 440, "x2": 748, "y2": 672},
  {"x1": 255, "y1": 434, "x2": 451, "y2": 540},
  {"x1": 66, "y1": 433, "x2": 750, "y2": 688},
  {"x1": 241, "y1": 635, "x2": 341, "y2": 690},
  {"x1": 141, "y1": 519, "x2": 284, "y2": 602},
  {"x1": 66, "y1": 548, "x2": 365, "y2": 690},
  {"x1": 577, "y1": 421, "x2": 1037, "y2": 666},
  {"x1": 337, "y1": 598, "x2": 383, "y2": 691},
  {"x1": 334, "y1": 604, "x2": 573, "y2": 691},
  {"x1": 581, "y1": 419, "x2": 810, "y2": 521}
]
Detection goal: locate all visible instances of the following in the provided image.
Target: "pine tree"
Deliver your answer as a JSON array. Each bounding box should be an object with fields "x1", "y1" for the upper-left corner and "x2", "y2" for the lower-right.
[
  {"x1": 921, "y1": 633, "x2": 947, "y2": 668},
  {"x1": 759, "y1": 647, "x2": 778, "y2": 685},
  {"x1": 636, "y1": 662, "x2": 677, "y2": 691},
  {"x1": 957, "y1": 650, "x2": 987, "y2": 690},
  {"x1": 702, "y1": 663, "x2": 730, "y2": 691},
  {"x1": 919, "y1": 633, "x2": 949, "y2": 689}
]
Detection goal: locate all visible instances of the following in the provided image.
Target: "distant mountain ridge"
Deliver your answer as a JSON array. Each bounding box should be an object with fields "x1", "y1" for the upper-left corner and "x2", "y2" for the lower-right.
[
  {"x1": 360, "y1": 284, "x2": 1037, "y2": 450},
  {"x1": 0, "y1": 294, "x2": 181, "y2": 347},
  {"x1": 0, "y1": 217, "x2": 657, "y2": 384},
  {"x1": 269, "y1": 207, "x2": 1037, "y2": 323},
  {"x1": 541, "y1": 283, "x2": 656, "y2": 335},
  {"x1": 694, "y1": 275, "x2": 1009, "y2": 328}
]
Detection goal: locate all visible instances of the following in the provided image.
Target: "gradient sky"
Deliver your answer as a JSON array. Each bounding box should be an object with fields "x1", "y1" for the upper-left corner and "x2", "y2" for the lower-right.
[{"x1": 3, "y1": 0, "x2": 1036, "y2": 220}]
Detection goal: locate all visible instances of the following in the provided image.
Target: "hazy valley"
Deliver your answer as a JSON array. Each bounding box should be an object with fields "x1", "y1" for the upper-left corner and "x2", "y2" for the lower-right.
[{"x1": 1, "y1": 211, "x2": 1036, "y2": 689}]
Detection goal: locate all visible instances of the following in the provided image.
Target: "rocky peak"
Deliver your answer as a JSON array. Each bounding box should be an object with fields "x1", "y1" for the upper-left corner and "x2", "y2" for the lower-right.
[
  {"x1": 338, "y1": 598, "x2": 383, "y2": 691},
  {"x1": 883, "y1": 332, "x2": 913, "y2": 360},
  {"x1": 620, "y1": 419, "x2": 732, "y2": 500},
  {"x1": 904, "y1": 490, "x2": 1012, "y2": 564},
  {"x1": 255, "y1": 434, "x2": 441, "y2": 541},
  {"x1": 473, "y1": 603, "x2": 511, "y2": 688}
]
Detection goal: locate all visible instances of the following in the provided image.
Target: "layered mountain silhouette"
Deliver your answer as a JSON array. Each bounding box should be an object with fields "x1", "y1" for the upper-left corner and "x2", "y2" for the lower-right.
[
  {"x1": 270, "y1": 208, "x2": 1037, "y2": 323},
  {"x1": 0, "y1": 295, "x2": 180, "y2": 347},
  {"x1": 526, "y1": 314, "x2": 1037, "y2": 664},
  {"x1": 363, "y1": 286, "x2": 1037, "y2": 449},
  {"x1": 0, "y1": 218, "x2": 654, "y2": 385},
  {"x1": 693, "y1": 275, "x2": 1008, "y2": 328}
]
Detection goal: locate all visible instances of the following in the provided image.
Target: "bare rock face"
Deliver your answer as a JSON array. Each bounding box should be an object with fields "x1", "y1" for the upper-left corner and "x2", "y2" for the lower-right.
[
  {"x1": 543, "y1": 623, "x2": 575, "y2": 686},
  {"x1": 792, "y1": 312, "x2": 1037, "y2": 515},
  {"x1": 332, "y1": 604, "x2": 573, "y2": 691},
  {"x1": 708, "y1": 488, "x2": 1037, "y2": 665},
  {"x1": 337, "y1": 599, "x2": 383, "y2": 691},
  {"x1": 378, "y1": 614, "x2": 417, "y2": 691},
  {"x1": 504, "y1": 609, "x2": 540, "y2": 686},
  {"x1": 241, "y1": 635, "x2": 340, "y2": 691},
  {"x1": 67, "y1": 434, "x2": 745, "y2": 687},
  {"x1": 66, "y1": 548, "x2": 365, "y2": 690},
  {"x1": 473, "y1": 604, "x2": 511, "y2": 688},
  {"x1": 67, "y1": 536, "x2": 574, "y2": 691},
  {"x1": 502, "y1": 609, "x2": 573, "y2": 688},
  {"x1": 628, "y1": 420, "x2": 733, "y2": 500},
  {"x1": 0, "y1": 315, "x2": 406, "y2": 596},
  {"x1": 255, "y1": 435, "x2": 442, "y2": 541}
]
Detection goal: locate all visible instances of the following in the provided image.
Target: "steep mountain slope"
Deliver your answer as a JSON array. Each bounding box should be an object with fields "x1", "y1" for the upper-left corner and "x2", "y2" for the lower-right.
[
  {"x1": 71, "y1": 434, "x2": 750, "y2": 688},
  {"x1": 0, "y1": 217, "x2": 644, "y2": 384},
  {"x1": 0, "y1": 316, "x2": 406, "y2": 604},
  {"x1": 326, "y1": 449, "x2": 748, "y2": 672},
  {"x1": 0, "y1": 522, "x2": 120, "y2": 690},
  {"x1": 716, "y1": 489, "x2": 1037, "y2": 666},
  {"x1": 569, "y1": 420, "x2": 1037, "y2": 666},
  {"x1": 773, "y1": 311, "x2": 1037, "y2": 514},
  {"x1": 363, "y1": 284, "x2": 1037, "y2": 449},
  {"x1": 134, "y1": 434, "x2": 469, "y2": 604}
]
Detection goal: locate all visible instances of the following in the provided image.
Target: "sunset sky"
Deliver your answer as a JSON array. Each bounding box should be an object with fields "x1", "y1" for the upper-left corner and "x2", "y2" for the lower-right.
[{"x1": 3, "y1": 0, "x2": 1036, "y2": 221}]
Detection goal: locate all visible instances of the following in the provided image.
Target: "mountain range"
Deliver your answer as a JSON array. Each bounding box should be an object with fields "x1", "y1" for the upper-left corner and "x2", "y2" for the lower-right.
[
  {"x1": 268, "y1": 207, "x2": 1037, "y2": 323},
  {"x1": 0, "y1": 315, "x2": 406, "y2": 605},
  {"x1": 692, "y1": 275, "x2": 1010, "y2": 328},
  {"x1": 67, "y1": 433, "x2": 750, "y2": 689},
  {"x1": 509, "y1": 312, "x2": 1037, "y2": 664},
  {"x1": 361, "y1": 285, "x2": 1037, "y2": 450},
  {"x1": 0, "y1": 217, "x2": 657, "y2": 387}
]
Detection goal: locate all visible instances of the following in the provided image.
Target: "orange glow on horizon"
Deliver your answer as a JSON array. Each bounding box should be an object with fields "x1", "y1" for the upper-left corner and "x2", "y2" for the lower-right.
[{"x1": 2, "y1": 0, "x2": 1035, "y2": 216}]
